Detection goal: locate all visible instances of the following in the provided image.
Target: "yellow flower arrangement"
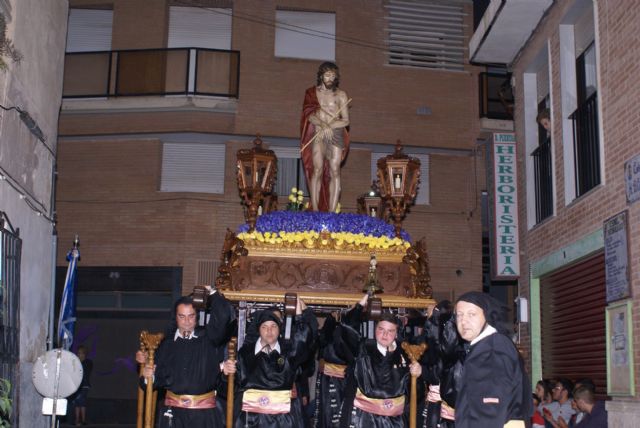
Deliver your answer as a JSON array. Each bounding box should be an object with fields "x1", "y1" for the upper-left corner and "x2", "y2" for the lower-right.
[
  {"x1": 237, "y1": 230, "x2": 411, "y2": 251},
  {"x1": 286, "y1": 187, "x2": 305, "y2": 211}
]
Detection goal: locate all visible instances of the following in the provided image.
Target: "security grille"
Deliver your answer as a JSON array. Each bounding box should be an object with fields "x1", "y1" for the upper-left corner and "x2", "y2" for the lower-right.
[
  {"x1": 540, "y1": 253, "x2": 606, "y2": 399},
  {"x1": 0, "y1": 212, "x2": 21, "y2": 427}
]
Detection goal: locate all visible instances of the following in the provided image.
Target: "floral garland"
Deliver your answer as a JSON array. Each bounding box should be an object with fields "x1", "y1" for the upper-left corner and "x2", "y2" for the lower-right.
[{"x1": 237, "y1": 211, "x2": 411, "y2": 250}]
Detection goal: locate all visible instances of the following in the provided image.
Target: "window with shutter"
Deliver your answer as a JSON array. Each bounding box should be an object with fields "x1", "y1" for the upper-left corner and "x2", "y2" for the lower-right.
[
  {"x1": 160, "y1": 143, "x2": 225, "y2": 193},
  {"x1": 523, "y1": 44, "x2": 554, "y2": 228},
  {"x1": 559, "y1": 2, "x2": 600, "y2": 203},
  {"x1": 385, "y1": 0, "x2": 466, "y2": 71},
  {"x1": 274, "y1": 10, "x2": 335, "y2": 61},
  {"x1": 168, "y1": 6, "x2": 232, "y2": 49},
  {"x1": 66, "y1": 8, "x2": 113, "y2": 53}
]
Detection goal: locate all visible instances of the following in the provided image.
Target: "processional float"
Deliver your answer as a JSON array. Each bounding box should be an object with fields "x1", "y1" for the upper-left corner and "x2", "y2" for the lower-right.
[{"x1": 136, "y1": 138, "x2": 434, "y2": 428}]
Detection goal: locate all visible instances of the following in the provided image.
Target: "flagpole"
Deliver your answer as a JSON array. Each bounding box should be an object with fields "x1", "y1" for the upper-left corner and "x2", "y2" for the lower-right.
[
  {"x1": 57, "y1": 236, "x2": 80, "y2": 349},
  {"x1": 47, "y1": 224, "x2": 57, "y2": 351}
]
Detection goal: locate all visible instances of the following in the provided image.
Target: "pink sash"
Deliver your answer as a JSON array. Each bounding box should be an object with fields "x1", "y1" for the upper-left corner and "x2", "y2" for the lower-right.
[
  {"x1": 241, "y1": 389, "x2": 291, "y2": 414},
  {"x1": 353, "y1": 388, "x2": 404, "y2": 417},
  {"x1": 165, "y1": 390, "x2": 216, "y2": 409}
]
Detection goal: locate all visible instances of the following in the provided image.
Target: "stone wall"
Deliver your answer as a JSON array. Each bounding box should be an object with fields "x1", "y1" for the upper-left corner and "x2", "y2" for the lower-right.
[{"x1": 0, "y1": 0, "x2": 68, "y2": 426}]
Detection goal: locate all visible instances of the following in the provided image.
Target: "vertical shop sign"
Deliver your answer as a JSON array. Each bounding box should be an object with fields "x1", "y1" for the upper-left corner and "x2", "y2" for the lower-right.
[{"x1": 492, "y1": 133, "x2": 520, "y2": 279}]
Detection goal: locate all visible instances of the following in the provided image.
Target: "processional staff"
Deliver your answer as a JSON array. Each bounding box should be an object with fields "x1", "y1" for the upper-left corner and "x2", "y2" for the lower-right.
[
  {"x1": 401, "y1": 341, "x2": 428, "y2": 428},
  {"x1": 136, "y1": 333, "x2": 145, "y2": 428},
  {"x1": 226, "y1": 337, "x2": 237, "y2": 428},
  {"x1": 140, "y1": 331, "x2": 164, "y2": 428}
]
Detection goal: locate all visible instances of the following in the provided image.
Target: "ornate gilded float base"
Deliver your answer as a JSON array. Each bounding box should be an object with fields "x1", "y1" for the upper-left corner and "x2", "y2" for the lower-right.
[{"x1": 216, "y1": 229, "x2": 433, "y2": 307}]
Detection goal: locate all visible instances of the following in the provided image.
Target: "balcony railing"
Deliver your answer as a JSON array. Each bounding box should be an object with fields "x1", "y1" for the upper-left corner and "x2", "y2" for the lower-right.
[
  {"x1": 479, "y1": 72, "x2": 513, "y2": 120},
  {"x1": 531, "y1": 137, "x2": 553, "y2": 224},
  {"x1": 571, "y1": 93, "x2": 600, "y2": 197},
  {"x1": 62, "y1": 47, "x2": 240, "y2": 99}
]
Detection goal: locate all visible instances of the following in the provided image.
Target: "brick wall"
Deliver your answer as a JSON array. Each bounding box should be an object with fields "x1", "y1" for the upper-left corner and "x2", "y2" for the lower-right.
[{"x1": 58, "y1": 0, "x2": 485, "y2": 302}]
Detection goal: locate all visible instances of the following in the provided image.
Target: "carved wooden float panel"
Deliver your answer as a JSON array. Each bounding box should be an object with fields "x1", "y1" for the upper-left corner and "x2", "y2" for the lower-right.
[{"x1": 231, "y1": 255, "x2": 410, "y2": 294}]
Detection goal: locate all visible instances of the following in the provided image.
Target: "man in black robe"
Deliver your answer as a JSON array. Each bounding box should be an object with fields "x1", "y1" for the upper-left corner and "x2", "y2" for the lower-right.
[
  {"x1": 138, "y1": 288, "x2": 236, "y2": 428},
  {"x1": 314, "y1": 313, "x2": 351, "y2": 428},
  {"x1": 232, "y1": 298, "x2": 317, "y2": 427},
  {"x1": 338, "y1": 294, "x2": 425, "y2": 428},
  {"x1": 454, "y1": 291, "x2": 531, "y2": 428},
  {"x1": 422, "y1": 300, "x2": 463, "y2": 428}
]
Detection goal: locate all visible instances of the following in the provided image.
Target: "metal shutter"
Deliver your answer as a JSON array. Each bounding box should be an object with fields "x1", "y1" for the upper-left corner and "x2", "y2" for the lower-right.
[
  {"x1": 540, "y1": 252, "x2": 606, "y2": 398},
  {"x1": 274, "y1": 10, "x2": 335, "y2": 60},
  {"x1": 385, "y1": 0, "x2": 466, "y2": 71},
  {"x1": 168, "y1": 6, "x2": 232, "y2": 49},
  {"x1": 66, "y1": 9, "x2": 113, "y2": 52},
  {"x1": 160, "y1": 143, "x2": 225, "y2": 193}
]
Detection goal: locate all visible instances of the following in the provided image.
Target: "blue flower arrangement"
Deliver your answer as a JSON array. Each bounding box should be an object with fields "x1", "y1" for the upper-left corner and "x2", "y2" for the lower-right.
[{"x1": 238, "y1": 211, "x2": 411, "y2": 242}]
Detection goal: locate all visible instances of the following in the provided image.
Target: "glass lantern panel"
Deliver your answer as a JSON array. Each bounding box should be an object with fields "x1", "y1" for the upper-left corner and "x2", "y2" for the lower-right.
[
  {"x1": 237, "y1": 162, "x2": 247, "y2": 188},
  {"x1": 365, "y1": 199, "x2": 381, "y2": 218},
  {"x1": 256, "y1": 163, "x2": 266, "y2": 187},
  {"x1": 406, "y1": 168, "x2": 417, "y2": 196},
  {"x1": 243, "y1": 162, "x2": 254, "y2": 186},
  {"x1": 391, "y1": 166, "x2": 405, "y2": 196},
  {"x1": 259, "y1": 162, "x2": 272, "y2": 189}
]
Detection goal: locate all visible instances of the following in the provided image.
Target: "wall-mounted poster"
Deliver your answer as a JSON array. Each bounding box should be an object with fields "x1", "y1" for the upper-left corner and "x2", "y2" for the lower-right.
[
  {"x1": 603, "y1": 211, "x2": 630, "y2": 303},
  {"x1": 625, "y1": 153, "x2": 640, "y2": 204},
  {"x1": 606, "y1": 300, "x2": 635, "y2": 396}
]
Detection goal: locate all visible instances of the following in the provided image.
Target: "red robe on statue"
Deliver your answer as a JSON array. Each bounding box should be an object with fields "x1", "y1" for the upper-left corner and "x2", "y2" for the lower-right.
[{"x1": 300, "y1": 86, "x2": 350, "y2": 212}]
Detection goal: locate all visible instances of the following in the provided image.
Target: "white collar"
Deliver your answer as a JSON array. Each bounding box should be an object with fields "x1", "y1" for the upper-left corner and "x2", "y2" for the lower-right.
[
  {"x1": 254, "y1": 339, "x2": 281, "y2": 355},
  {"x1": 470, "y1": 324, "x2": 497, "y2": 346},
  {"x1": 174, "y1": 329, "x2": 198, "y2": 341},
  {"x1": 376, "y1": 341, "x2": 397, "y2": 356}
]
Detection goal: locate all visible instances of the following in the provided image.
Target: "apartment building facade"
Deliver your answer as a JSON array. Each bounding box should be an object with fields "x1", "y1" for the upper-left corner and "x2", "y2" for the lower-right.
[{"x1": 472, "y1": 0, "x2": 640, "y2": 424}]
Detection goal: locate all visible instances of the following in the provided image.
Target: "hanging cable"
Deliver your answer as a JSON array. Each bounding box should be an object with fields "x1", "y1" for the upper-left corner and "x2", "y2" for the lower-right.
[
  {"x1": 0, "y1": 164, "x2": 54, "y2": 222},
  {"x1": 0, "y1": 103, "x2": 54, "y2": 155},
  {"x1": 172, "y1": 0, "x2": 389, "y2": 53}
]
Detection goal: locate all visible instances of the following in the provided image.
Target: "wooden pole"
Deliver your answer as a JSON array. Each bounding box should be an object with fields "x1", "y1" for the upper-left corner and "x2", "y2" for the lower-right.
[
  {"x1": 226, "y1": 337, "x2": 238, "y2": 428},
  {"x1": 401, "y1": 342, "x2": 427, "y2": 428},
  {"x1": 144, "y1": 351, "x2": 155, "y2": 428},
  {"x1": 136, "y1": 332, "x2": 146, "y2": 428},
  {"x1": 141, "y1": 331, "x2": 164, "y2": 428},
  {"x1": 151, "y1": 389, "x2": 158, "y2": 428}
]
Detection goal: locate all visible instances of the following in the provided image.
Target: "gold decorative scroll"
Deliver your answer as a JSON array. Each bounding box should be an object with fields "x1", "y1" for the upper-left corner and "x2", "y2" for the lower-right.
[
  {"x1": 239, "y1": 245, "x2": 406, "y2": 263},
  {"x1": 239, "y1": 234, "x2": 409, "y2": 259}
]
